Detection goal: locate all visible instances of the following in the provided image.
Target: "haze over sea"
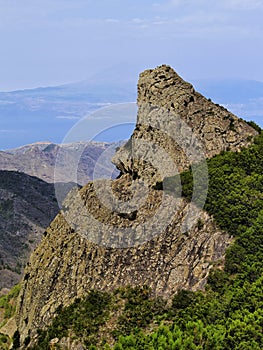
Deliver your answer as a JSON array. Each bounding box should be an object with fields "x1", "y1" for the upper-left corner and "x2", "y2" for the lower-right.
[{"x1": 0, "y1": 0, "x2": 262, "y2": 149}]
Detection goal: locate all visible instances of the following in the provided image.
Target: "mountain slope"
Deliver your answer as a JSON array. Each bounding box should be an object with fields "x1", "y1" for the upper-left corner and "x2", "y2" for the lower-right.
[
  {"x1": 0, "y1": 171, "x2": 59, "y2": 290},
  {"x1": 0, "y1": 141, "x2": 116, "y2": 185},
  {"x1": 15, "y1": 65, "x2": 258, "y2": 347}
]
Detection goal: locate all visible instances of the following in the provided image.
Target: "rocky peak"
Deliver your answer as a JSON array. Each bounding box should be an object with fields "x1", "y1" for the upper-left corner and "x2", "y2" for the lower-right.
[
  {"x1": 15, "y1": 65, "x2": 258, "y2": 345},
  {"x1": 112, "y1": 65, "x2": 257, "y2": 183},
  {"x1": 138, "y1": 64, "x2": 195, "y2": 107}
]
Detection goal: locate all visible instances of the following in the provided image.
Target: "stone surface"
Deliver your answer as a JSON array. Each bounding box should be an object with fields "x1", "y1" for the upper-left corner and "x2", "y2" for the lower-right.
[
  {"x1": 113, "y1": 65, "x2": 257, "y2": 183},
  {"x1": 16, "y1": 191, "x2": 232, "y2": 342},
  {"x1": 15, "y1": 65, "x2": 258, "y2": 345},
  {"x1": 0, "y1": 316, "x2": 17, "y2": 339}
]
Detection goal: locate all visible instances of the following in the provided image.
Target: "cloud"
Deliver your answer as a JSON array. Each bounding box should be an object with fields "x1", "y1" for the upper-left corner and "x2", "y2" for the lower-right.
[
  {"x1": 223, "y1": 0, "x2": 263, "y2": 9},
  {"x1": 147, "y1": 0, "x2": 263, "y2": 40},
  {"x1": 132, "y1": 18, "x2": 146, "y2": 23},
  {"x1": 56, "y1": 116, "x2": 81, "y2": 120},
  {"x1": 0, "y1": 129, "x2": 21, "y2": 133},
  {"x1": 168, "y1": 0, "x2": 263, "y2": 8},
  {"x1": 160, "y1": 0, "x2": 263, "y2": 17},
  {"x1": 0, "y1": 0, "x2": 262, "y2": 90},
  {"x1": 105, "y1": 18, "x2": 120, "y2": 23},
  {"x1": 0, "y1": 100, "x2": 15, "y2": 105}
]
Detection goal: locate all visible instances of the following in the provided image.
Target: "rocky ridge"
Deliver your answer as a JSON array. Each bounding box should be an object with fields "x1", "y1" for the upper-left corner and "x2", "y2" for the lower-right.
[{"x1": 15, "y1": 65, "x2": 257, "y2": 345}]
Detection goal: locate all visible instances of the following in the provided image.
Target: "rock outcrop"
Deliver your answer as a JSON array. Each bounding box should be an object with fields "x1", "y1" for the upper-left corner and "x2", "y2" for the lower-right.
[
  {"x1": 15, "y1": 65, "x2": 258, "y2": 344},
  {"x1": 113, "y1": 65, "x2": 257, "y2": 183}
]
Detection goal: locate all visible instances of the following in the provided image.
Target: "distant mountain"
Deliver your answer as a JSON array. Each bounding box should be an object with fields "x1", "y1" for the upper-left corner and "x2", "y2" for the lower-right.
[
  {"x1": 0, "y1": 80, "x2": 137, "y2": 150},
  {"x1": 0, "y1": 77, "x2": 262, "y2": 150},
  {"x1": 0, "y1": 141, "x2": 120, "y2": 186},
  {"x1": 0, "y1": 171, "x2": 59, "y2": 291}
]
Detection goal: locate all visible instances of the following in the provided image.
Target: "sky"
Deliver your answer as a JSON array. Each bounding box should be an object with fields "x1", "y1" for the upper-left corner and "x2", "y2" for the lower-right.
[{"x1": 0, "y1": 0, "x2": 263, "y2": 91}]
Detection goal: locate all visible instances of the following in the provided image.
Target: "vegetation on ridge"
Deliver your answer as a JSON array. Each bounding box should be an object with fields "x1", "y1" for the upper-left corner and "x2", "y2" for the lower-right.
[
  {"x1": 0, "y1": 284, "x2": 21, "y2": 328},
  {"x1": 0, "y1": 285, "x2": 21, "y2": 349}
]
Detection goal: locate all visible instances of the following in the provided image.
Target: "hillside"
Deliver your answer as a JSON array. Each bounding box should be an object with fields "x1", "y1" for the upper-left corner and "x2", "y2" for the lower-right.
[
  {"x1": 13, "y1": 65, "x2": 259, "y2": 348},
  {"x1": 0, "y1": 171, "x2": 59, "y2": 291},
  {"x1": 0, "y1": 141, "x2": 116, "y2": 185}
]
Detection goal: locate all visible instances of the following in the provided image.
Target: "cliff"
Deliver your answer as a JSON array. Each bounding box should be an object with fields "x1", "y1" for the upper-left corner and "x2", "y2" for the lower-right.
[
  {"x1": 113, "y1": 65, "x2": 256, "y2": 182},
  {"x1": 15, "y1": 65, "x2": 257, "y2": 344}
]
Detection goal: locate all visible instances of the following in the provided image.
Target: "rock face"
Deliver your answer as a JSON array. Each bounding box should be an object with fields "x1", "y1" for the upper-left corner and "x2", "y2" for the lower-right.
[
  {"x1": 16, "y1": 65, "x2": 257, "y2": 344},
  {"x1": 113, "y1": 65, "x2": 257, "y2": 182}
]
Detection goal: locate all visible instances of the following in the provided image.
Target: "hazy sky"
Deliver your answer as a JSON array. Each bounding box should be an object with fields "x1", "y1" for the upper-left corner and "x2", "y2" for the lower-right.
[{"x1": 1, "y1": 0, "x2": 263, "y2": 90}]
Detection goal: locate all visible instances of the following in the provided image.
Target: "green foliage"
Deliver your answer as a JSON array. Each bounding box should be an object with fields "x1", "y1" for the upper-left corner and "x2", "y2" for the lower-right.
[
  {"x1": 30, "y1": 290, "x2": 112, "y2": 349},
  {"x1": 172, "y1": 290, "x2": 200, "y2": 310},
  {"x1": 0, "y1": 284, "x2": 21, "y2": 327},
  {"x1": 0, "y1": 285, "x2": 21, "y2": 349},
  {"x1": 114, "y1": 286, "x2": 166, "y2": 338},
  {"x1": 247, "y1": 120, "x2": 262, "y2": 133},
  {"x1": 207, "y1": 269, "x2": 229, "y2": 294}
]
